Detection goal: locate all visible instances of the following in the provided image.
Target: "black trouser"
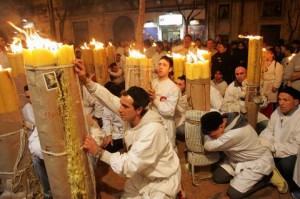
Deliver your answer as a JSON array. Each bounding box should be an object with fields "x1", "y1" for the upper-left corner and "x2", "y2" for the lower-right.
[{"x1": 275, "y1": 155, "x2": 299, "y2": 192}]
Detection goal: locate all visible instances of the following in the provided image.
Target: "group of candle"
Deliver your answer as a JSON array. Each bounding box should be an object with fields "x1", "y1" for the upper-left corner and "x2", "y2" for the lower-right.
[
  {"x1": 125, "y1": 50, "x2": 152, "y2": 90},
  {"x1": 185, "y1": 49, "x2": 211, "y2": 80}
]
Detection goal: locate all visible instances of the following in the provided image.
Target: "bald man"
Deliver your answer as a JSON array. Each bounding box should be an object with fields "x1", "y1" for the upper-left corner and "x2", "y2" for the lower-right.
[{"x1": 221, "y1": 66, "x2": 269, "y2": 134}]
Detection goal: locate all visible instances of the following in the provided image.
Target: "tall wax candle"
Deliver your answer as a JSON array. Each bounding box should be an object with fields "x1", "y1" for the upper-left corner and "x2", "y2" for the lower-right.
[
  {"x1": 57, "y1": 45, "x2": 75, "y2": 66},
  {"x1": 0, "y1": 68, "x2": 19, "y2": 113}
]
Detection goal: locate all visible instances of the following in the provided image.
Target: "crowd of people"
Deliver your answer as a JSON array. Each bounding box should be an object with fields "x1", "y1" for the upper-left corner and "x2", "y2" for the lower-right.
[{"x1": 1, "y1": 34, "x2": 300, "y2": 199}]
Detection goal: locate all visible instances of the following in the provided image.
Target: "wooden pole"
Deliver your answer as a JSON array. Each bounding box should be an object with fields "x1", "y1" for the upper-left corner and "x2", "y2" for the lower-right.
[
  {"x1": 244, "y1": 36, "x2": 263, "y2": 130},
  {"x1": 136, "y1": 0, "x2": 145, "y2": 53}
]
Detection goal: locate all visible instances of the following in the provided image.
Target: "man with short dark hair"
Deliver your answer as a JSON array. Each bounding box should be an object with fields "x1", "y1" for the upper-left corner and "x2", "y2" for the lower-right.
[
  {"x1": 259, "y1": 87, "x2": 300, "y2": 197},
  {"x1": 74, "y1": 60, "x2": 181, "y2": 198},
  {"x1": 201, "y1": 111, "x2": 274, "y2": 199}
]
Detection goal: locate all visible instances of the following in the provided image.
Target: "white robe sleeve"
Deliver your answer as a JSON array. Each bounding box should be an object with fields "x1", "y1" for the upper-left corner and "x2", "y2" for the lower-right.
[
  {"x1": 204, "y1": 131, "x2": 242, "y2": 152},
  {"x1": 85, "y1": 81, "x2": 121, "y2": 116},
  {"x1": 102, "y1": 107, "x2": 113, "y2": 136}
]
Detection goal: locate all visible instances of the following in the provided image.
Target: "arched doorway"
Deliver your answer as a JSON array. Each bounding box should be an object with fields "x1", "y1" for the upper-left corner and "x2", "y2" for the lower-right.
[{"x1": 113, "y1": 16, "x2": 135, "y2": 43}]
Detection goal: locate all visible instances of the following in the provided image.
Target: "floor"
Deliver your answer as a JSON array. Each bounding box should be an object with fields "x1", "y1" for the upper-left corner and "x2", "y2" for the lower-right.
[{"x1": 95, "y1": 141, "x2": 293, "y2": 199}]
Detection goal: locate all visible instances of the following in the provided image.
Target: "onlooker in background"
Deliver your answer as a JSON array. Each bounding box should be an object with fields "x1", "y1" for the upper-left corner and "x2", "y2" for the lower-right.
[
  {"x1": 221, "y1": 66, "x2": 269, "y2": 134},
  {"x1": 259, "y1": 87, "x2": 300, "y2": 197},
  {"x1": 115, "y1": 53, "x2": 125, "y2": 72},
  {"x1": 211, "y1": 69, "x2": 228, "y2": 97},
  {"x1": 205, "y1": 39, "x2": 218, "y2": 57},
  {"x1": 22, "y1": 85, "x2": 52, "y2": 199},
  {"x1": 152, "y1": 41, "x2": 167, "y2": 78},
  {"x1": 232, "y1": 41, "x2": 248, "y2": 71},
  {"x1": 292, "y1": 40, "x2": 300, "y2": 54},
  {"x1": 172, "y1": 34, "x2": 196, "y2": 56},
  {"x1": 274, "y1": 44, "x2": 285, "y2": 63},
  {"x1": 108, "y1": 62, "x2": 124, "y2": 87},
  {"x1": 194, "y1": 38, "x2": 203, "y2": 50},
  {"x1": 290, "y1": 49, "x2": 300, "y2": 92},
  {"x1": 281, "y1": 45, "x2": 295, "y2": 90},
  {"x1": 101, "y1": 83, "x2": 124, "y2": 153},
  {"x1": 261, "y1": 48, "x2": 283, "y2": 118},
  {"x1": 143, "y1": 39, "x2": 156, "y2": 59},
  {"x1": 211, "y1": 42, "x2": 233, "y2": 84}
]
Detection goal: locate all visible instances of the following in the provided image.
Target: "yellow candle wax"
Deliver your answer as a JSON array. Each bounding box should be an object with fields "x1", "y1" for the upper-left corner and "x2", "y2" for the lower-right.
[
  {"x1": 132, "y1": 57, "x2": 139, "y2": 66},
  {"x1": 32, "y1": 48, "x2": 56, "y2": 67},
  {"x1": 106, "y1": 45, "x2": 115, "y2": 65},
  {"x1": 247, "y1": 37, "x2": 263, "y2": 84},
  {"x1": 7, "y1": 53, "x2": 25, "y2": 78},
  {"x1": 139, "y1": 57, "x2": 149, "y2": 68},
  {"x1": 57, "y1": 45, "x2": 75, "y2": 66},
  {"x1": 22, "y1": 49, "x2": 34, "y2": 66},
  {"x1": 201, "y1": 60, "x2": 210, "y2": 79},
  {"x1": 126, "y1": 57, "x2": 132, "y2": 66},
  {"x1": 0, "y1": 68, "x2": 19, "y2": 113},
  {"x1": 185, "y1": 62, "x2": 194, "y2": 80},
  {"x1": 193, "y1": 62, "x2": 202, "y2": 79},
  {"x1": 81, "y1": 49, "x2": 95, "y2": 74},
  {"x1": 173, "y1": 57, "x2": 184, "y2": 80}
]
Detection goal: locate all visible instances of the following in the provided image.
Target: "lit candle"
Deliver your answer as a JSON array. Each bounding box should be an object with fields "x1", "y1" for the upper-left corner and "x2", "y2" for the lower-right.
[
  {"x1": 201, "y1": 60, "x2": 210, "y2": 79},
  {"x1": 57, "y1": 45, "x2": 75, "y2": 66},
  {"x1": 0, "y1": 67, "x2": 19, "y2": 114},
  {"x1": 106, "y1": 43, "x2": 115, "y2": 65},
  {"x1": 81, "y1": 49, "x2": 95, "y2": 74},
  {"x1": 7, "y1": 52, "x2": 25, "y2": 78},
  {"x1": 246, "y1": 36, "x2": 263, "y2": 84},
  {"x1": 185, "y1": 62, "x2": 194, "y2": 80},
  {"x1": 173, "y1": 54, "x2": 185, "y2": 80}
]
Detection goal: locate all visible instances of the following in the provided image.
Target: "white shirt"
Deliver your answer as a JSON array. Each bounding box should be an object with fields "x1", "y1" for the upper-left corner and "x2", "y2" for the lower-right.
[
  {"x1": 22, "y1": 103, "x2": 43, "y2": 159},
  {"x1": 102, "y1": 107, "x2": 124, "y2": 140}
]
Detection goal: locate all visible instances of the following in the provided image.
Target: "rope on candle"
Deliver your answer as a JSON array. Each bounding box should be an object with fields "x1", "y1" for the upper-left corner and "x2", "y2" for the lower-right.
[
  {"x1": 0, "y1": 129, "x2": 22, "y2": 138},
  {"x1": 41, "y1": 149, "x2": 67, "y2": 156},
  {"x1": 25, "y1": 64, "x2": 74, "y2": 70}
]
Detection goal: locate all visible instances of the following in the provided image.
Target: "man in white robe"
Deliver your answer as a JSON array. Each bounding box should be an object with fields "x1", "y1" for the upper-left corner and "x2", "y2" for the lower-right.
[{"x1": 75, "y1": 60, "x2": 181, "y2": 199}]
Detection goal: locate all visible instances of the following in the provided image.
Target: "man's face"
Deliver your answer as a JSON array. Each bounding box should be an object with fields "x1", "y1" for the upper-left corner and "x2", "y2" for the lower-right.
[
  {"x1": 112, "y1": 65, "x2": 118, "y2": 72},
  {"x1": 175, "y1": 79, "x2": 186, "y2": 93},
  {"x1": 235, "y1": 67, "x2": 247, "y2": 83},
  {"x1": 278, "y1": 93, "x2": 299, "y2": 114},
  {"x1": 158, "y1": 59, "x2": 171, "y2": 78},
  {"x1": 214, "y1": 71, "x2": 223, "y2": 81},
  {"x1": 25, "y1": 90, "x2": 31, "y2": 103},
  {"x1": 217, "y1": 44, "x2": 226, "y2": 53},
  {"x1": 206, "y1": 40, "x2": 214, "y2": 50},
  {"x1": 119, "y1": 95, "x2": 138, "y2": 122},
  {"x1": 183, "y1": 36, "x2": 192, "y2": 49},
  {"x1": 208, "y1": 123, "x2": 224, "y2": 139},
  {"x1": 116, "y1": 55, "x2": 121, "y2": 62}
]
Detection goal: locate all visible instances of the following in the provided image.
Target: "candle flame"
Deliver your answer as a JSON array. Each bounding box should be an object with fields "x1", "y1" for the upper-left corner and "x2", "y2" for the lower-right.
[
  {"x1": 0, "y1": 65, "x2": 2, "y2": 70},
  {"x1": 90, "y1": 39, "x2": 104, "y2": 49},
  {"x1": 11, "y1": 37, "x2": 23, "y2": 53},
  {"x1": 288, "y1": 53, "x2": 296, "y2": 61},
  {"x1": 7, "y1": 21, "x2": 62, "y2": 52},
  {"x1": 238, "y1": 35, "x2": 263, "y2": 39},
  {"x1": 81, "y1": 42, "x2": 90, "y2": 49},
  {"x1": 129, "y1": 49, "x2": 145, "y2": 58}
]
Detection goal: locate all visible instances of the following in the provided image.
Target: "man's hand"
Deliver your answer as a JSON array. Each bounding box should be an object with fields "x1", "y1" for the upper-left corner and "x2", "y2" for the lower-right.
[
  {"x1": 74, "y1": 59, "x2": 91, "y2": 85},
  {"x1": 83, "y1": 135, "x2": 99, "y2": 155},
  {"x1": 147, "y1": 89, "x2": 156, "y2": 102},
  {"x1": 101, "y1": 135, "x2": 113, "y2": 148}
]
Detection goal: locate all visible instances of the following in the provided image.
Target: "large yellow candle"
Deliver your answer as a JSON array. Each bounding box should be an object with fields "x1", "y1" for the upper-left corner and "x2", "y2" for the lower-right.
[
  {"x1": 139, "y1": 57, "x2": 149, "y2": 68},
  {"x1": 32, "y1": 48, "x2": 56, "y2": 67},
  {"x1": 0, "y1": 68, "x2": 19, "y2": 113},
  {"x1": 57, "y1": 45, "x2": 75, "y2": 65},
  {"x1": 193, "y1": 62, "x2": 202, "y2": 79},
  {"x1": 106, "y1": 45, "x2": 115, "y2": 65},
  {"x1": 81, "y1": 49, "x2": 95, "y2": 74},
  {"x1": 7, "y1": 53, "x2": 25, "y2": 78},
  {"x1": 185, "y1": 62, "x2": 194, "y2": 80},
  {"x1": 247, "y1": 36, "x2": 263, "y2": 84},
  {"x1": 201, "y1": 60, "x2": 210, "y2": 79},
  {"x1": 173, "y1": 57, "x2": 184, "y2": 80}
]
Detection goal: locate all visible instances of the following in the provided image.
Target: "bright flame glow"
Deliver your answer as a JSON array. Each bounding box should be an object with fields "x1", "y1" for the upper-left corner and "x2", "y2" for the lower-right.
[
  {"x1": 0, "y1": 65, "x2": 2, "y2": 70},
  {"x1": 238, "y1": 35, "x2": 263, "y2": 39},
  {"x1": 129, "y1": 49, "x2": 145, "y2": 58},
  {"x1": 288, "y1": 53, "x2": 296, "y2": 61},
  {"x1": 90, "y1": 39, "x2": 104, "y2": 49},
  {"x1": 8, "y1": 21, "x2": 62, "y2": 52},
  {"x1": 81, "y1": 42, "x2": 90, "y2": 49},
  {"x1": 11, "y1": 37, "x2": 23, "y2": 53}
]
